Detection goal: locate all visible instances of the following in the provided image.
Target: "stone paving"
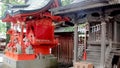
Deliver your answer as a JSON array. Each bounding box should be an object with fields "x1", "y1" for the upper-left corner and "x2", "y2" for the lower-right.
[
  {"x1": 0, "y1": 53, "x2": 12, "y2": 68},
  {"x1": 0, "y1": 54, "x2": 72, "y2": 68},
  {"x1": 0, "y1": 53, "x2": 4, "y2": 68},
  {"x1": 0, "y1": 54, "x2": 3, "y2": 62}
]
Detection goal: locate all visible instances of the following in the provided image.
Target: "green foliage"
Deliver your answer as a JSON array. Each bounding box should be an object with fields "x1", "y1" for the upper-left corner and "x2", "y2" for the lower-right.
[
  {"x1": 61, "y1": 0, "x2": 74, "y2": 6},
  {"x1": 1, "y1": 0, "x2": 25, "y2": 5},
  {"x1": 6, "y1": 23, "x2": 10, "y2": 44},
  {"x1": 1, "y1": 0, "x2": 9, "y2": 4},
  {"x1": 0, "y1": 3, "x2": 7, "y2": 18},
  {"x1": 0, "y1": 0, "x2": 25, "y2": 17},
  {"x1": 9, "y1": 0, "x2": 25, "y2": 5},
  {"x1": 0, "y1": 20, "x2": 6, "y2": 35},
  {"x1": 0, "y1": 0, "x2": 25, "y2": 42}
]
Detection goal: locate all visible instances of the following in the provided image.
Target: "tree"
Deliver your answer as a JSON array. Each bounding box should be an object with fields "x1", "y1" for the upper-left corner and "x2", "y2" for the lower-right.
[
  {"x1": 61, "y1": 0, "x2": 74, "y2": 6},
  {"x1": 0, "y1": 21, "x2": 6, "y2": 34},
  {"x1": 0, "y1": 0, "x2": 25, "y2": 43}
]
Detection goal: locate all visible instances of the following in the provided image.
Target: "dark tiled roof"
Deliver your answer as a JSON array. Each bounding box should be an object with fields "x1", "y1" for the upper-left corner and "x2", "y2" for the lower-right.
[{"x1": 50, "y1": 0, "x2": 112, "y2": 15}]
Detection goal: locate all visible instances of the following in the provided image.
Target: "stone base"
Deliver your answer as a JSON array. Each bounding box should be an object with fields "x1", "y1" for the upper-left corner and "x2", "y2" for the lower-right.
[{"x1": 3, "y1": 55, "x2": 58, "y2": 68}]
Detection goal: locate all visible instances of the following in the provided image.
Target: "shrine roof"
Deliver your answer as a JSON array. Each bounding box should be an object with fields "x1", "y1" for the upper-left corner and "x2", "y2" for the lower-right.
[
  {"x1": 3, "y1": 0, "x2": 53, "y2": 17},
  {"x1": 50, "y1": 0, "x2": 119, "y2": 15}
]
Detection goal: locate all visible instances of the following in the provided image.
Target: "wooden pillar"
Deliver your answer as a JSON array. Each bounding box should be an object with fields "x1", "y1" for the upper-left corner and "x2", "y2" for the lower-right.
[
  {"x1": 100, "y1": 21, "x2": 106, "y2": 68},
  {"x1": 114, "y1": 21, "x2": 117, "y2": 42},
  {"x1": 73, "y1": 19, "x2": 78, "y2": 62}
]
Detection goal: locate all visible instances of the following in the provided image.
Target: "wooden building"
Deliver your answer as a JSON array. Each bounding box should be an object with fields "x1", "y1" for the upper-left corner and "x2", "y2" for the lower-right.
[
  {"x1": 52, "y1": 25, "x2": 85, "y2": 66},
  {"x1": 51, "y1": 0, "x2": 120, "y2": 68}
]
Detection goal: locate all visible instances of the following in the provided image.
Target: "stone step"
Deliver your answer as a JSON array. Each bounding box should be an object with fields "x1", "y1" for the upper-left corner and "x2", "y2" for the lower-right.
[
  {"x1": 87, "y1": 56, "x2": 100, "y2": 60},
  {"x1": 86, "y1": 49, "x2": 101, "y2": 52},
  {"x1": 84, "y1": 46, "x2": 101, "y2": 68},
  {"x1": 111, "y1": 50, "x2": 120, "y2": 53},
  {"x1": 87, "y1": 52, "x2": 101, "y2": 56},
  {"x1": 86, "y1": 59, "x2": 100, "y2": 62},
  {"x1": 87, "y1": 46, "x2": 101, "y2": 49}
]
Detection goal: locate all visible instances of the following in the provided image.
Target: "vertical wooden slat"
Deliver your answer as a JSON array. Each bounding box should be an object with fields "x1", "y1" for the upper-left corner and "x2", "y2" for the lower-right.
[{"x1": 52, "y1": 33, "x2": 73, "y2": 65}]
